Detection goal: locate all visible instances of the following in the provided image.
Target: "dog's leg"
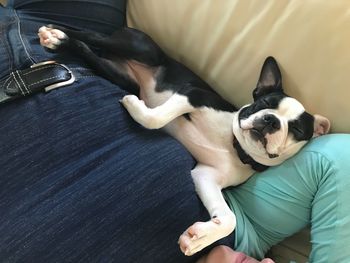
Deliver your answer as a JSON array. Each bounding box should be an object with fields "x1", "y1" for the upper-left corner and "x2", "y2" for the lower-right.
[
  {"x1": 38, "y1": 25, "x2": 166, "y2": 94},
  {"x1": 121, "y1": 93, "x2": 194, "y2": 129},
  {"x1": 38, "y1": 25, "x2": 164, "y2": 65},
  {"x1": 38, "y1": 25, "x2": 141, "y2": 93},
  {"x1": 38, "y1": 24, "x2": 112, "y2": 50},
  {"x1": 178, "y1": 164, "x2": 236, "y2": 256}
]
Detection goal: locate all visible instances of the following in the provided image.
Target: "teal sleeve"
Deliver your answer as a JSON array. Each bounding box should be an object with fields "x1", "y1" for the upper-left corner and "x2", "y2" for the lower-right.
[{"x1": 223, "y1": 134, "x2": 350, "y2": 262}]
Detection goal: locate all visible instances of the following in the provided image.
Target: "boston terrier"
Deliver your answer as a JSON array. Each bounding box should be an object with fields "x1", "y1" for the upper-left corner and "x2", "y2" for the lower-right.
[{"x1": 38, "y1": 25, "x2": 330, "y2": 256}]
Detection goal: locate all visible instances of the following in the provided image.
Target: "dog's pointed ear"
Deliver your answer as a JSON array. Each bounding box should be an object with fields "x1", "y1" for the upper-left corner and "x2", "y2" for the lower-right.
[
  {"x1": 313, "y1": 114, "x2": 331, "y2": 137},
  {"x1": 253, "y1": 56, "x2": 283, "y2": 100}
]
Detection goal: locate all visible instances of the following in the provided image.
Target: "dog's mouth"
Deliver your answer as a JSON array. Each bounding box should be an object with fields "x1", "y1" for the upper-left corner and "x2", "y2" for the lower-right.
[
  {"x1": 238, "y1": 112, "x2": 280, "y2": 159},
  {"x1": 249, "y1": 128, "x2": 267, "y2": 146},
  {"x1": 248, "y1": 128, "x2": 279, "y2": 159},
  {"x1": 238, "y1": 117, "x2": 267, "y2": 147}
]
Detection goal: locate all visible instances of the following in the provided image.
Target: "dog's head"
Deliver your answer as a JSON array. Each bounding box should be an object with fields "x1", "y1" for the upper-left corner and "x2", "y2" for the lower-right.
[{"x1": 233, "y1": 56, "x2": 330, "y2": 166}]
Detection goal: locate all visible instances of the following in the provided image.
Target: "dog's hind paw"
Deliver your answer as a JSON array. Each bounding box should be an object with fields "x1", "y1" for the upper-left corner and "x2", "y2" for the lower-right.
[
  {"x1": 178, "y1": 215, "x2": 236, "y2": 256},
  {"x1": 38, "y1": 25, "x2": 68, "y2": 50}
]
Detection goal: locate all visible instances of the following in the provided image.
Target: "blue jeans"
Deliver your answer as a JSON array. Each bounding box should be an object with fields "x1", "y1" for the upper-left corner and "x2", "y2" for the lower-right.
[{"x1": 0, "y1": 1, "x2": 232, "y2": 262}]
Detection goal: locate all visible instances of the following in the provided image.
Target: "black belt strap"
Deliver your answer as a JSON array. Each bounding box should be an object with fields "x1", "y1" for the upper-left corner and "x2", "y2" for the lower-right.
[{"x1": 0, "y1": 61, "x2": 95, "y2": 104}]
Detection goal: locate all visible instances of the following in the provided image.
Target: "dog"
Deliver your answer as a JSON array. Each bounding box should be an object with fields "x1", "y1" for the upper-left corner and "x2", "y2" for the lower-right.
[{"x1": 38, "y1": 25, "x2": 330, "y2": 256}]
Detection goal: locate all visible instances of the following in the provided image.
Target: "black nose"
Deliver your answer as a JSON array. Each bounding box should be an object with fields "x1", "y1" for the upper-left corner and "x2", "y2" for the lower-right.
[
  {"x1": 263, "y1": 114, "x2": 281, "y2": 130},
  {"x1": 253, "y1": 114, "x2": 281, "y2": 135}
]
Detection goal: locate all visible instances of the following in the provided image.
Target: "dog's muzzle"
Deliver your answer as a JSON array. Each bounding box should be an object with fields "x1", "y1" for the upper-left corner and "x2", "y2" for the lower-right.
[
  {"x1": 253, "y1": 114, "x2": 281, "y2": 134},
  {"x1": 246, "y1": 115, "x2": 281, "y2": 159}
]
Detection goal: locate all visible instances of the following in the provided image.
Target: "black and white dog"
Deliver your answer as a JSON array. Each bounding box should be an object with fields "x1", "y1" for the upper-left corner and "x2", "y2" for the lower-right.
[{"x1": 38, "y1": 25, "x2": 330, "y2": 256}]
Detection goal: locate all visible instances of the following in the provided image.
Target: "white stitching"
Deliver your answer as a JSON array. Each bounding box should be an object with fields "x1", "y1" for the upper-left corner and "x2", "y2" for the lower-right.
[
  {"x1": 23, "y1": 65, "x2": 62, "y2": 76},
  {"x1": 78, "y1": 75, "x2": 97, "y2": 78},
  {"x1": 14, "y1": 10, "x2": 35, "y2": 64},
  {"x1": 12, "y1": 72, "x2": 26, "y2": 95},
  {"x1": 28, "y1": 75, "x2": 62, "y2": 87},
  {"x1": 5, "y1": 79, "x2": 13, "y2": 90},
  {"x1": 70, "y1": 67, "x2": 89, "y2": 70},
  {"x1": 16, "y1": 70, "x2": 31, "y2": 94},
  {"x1": 3, "y1": 76, "x2": 12, "y2": 89},
  {"x1": 0, "y1": 34, "x2": 12, "y2": 73}
]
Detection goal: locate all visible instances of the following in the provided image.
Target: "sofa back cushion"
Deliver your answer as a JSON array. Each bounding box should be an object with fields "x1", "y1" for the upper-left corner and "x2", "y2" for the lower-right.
[{"x1": 127, "y1": 0, "x2": 350, "y2": 133}]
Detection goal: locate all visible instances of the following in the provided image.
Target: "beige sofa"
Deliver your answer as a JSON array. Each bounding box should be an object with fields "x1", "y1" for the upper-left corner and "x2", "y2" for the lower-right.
[{"x1": 127, "y1": 1, "x2": 350, "y2": 262}]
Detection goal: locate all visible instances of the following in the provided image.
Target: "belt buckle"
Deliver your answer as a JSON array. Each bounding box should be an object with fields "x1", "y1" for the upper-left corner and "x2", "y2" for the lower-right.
[{"x1": 30, "y1": 61, "x2": 75, "y2": 92}]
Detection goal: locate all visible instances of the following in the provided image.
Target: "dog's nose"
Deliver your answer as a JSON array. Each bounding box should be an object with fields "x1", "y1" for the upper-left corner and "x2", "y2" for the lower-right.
[
  {"x1": 253, "y1": 114, "x2": 281, "y2": 134},
  {"x1": 263, "y1": 114, "x2": 281, "y2": 130}
]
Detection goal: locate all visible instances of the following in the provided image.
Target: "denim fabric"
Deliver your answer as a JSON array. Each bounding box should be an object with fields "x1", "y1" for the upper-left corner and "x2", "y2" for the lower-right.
[
  {"x1": 0, "y1": 0, "x2": 125, "y2": 77},
  {"x1": 0, "y1": 2, "x2": 234, "y2": 262},
  {"x1": 0, "y1": 77, "x2": 214, "y2": 262},
  {"x1": 7, "y1": 0, "x2": 126, "y2": 34}
]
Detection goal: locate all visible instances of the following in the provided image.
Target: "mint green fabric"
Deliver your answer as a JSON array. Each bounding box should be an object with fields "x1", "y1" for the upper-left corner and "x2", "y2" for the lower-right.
[{"x1": 224, "y1": 134, "x2": 350, "y2": 262}]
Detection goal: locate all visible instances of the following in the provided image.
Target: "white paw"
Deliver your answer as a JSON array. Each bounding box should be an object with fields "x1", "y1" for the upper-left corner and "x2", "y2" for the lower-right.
[
  {"x1": 120, "y1": 95, "x2": 154, "y2": 127},
  {"x1": 38, "y1": 26, "x2": 68, "y2": 49},
  {"x1": 120, "y1": 95, "x2": 146, "y2": 115},
  {"x1": 120, "y1": 95, "x2": 165, "y2": 129},
  {"x1": 178, "y1": 216, "x2": 236, "y2": 256},
  {"x1": 121, "y1": 94, "x2": 143, "y2": 108}
]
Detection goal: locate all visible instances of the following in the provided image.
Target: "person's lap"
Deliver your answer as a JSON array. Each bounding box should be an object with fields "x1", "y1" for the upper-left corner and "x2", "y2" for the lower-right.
[
  {"x1": 0, "y1": 75, "x2": 207, "y2": 262},
  {"x1": 0, "y1": 2, "x2": 233, "y2": 262}
]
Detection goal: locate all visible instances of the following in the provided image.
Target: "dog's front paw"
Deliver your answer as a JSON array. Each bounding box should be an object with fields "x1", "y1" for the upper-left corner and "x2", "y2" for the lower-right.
[
  {"x1": 178, "y1": 216, "x2": 236, "y2": 256},
  {"x1": 38, "y1": 25, "x2": 68, "y2": 50},
  {"x1": 120, "y1": 95, "x2": 166, "y2": 129},
  {"x1": 120, "y1": 95, "x2": 154, "y2": 127}
]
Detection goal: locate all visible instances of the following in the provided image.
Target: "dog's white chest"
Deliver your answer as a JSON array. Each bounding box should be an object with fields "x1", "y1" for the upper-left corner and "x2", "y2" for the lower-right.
[{"x1": 166, "y1": 109, "x2": 235, "y2": 164}]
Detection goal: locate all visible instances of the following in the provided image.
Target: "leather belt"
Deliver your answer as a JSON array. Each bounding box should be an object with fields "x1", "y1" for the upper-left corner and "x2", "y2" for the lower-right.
[{"x1": 0, "y1": 61, "x2": 95, "y2": 104}]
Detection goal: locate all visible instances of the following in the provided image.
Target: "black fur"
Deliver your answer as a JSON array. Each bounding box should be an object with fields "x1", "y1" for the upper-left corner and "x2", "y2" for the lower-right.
[
  {"x1": 46, "y1": 25, "x2": 236, "y2": 113},
  {"x1": 288, "y1": 112, "x2": 314, "y2": 141}
]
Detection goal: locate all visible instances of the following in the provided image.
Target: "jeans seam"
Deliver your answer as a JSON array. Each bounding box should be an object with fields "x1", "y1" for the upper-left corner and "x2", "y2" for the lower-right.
[
  {"x1": 0, "y1": 24, "x2": 14, "y2": 73},
  {"x1": 3, "y1": 76, "x2": 13, "y2": 90},
  {"x1": 13, "y1": 9, "x2": 36, "y2": 64}
]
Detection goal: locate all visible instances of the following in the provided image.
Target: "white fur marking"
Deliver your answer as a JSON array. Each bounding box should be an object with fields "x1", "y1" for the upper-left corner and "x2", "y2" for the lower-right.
[
  {"x1": 121, "y1": 93, "x2": 194, "y2": 129},
  {"x1": 178, "y1": 164, "x2": 236, "y2": 256}
]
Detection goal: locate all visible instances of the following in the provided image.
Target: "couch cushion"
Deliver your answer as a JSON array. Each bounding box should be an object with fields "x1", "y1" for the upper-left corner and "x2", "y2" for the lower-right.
[{"x1": 127, "y1": 0, "x2": 350, "y2": 133}]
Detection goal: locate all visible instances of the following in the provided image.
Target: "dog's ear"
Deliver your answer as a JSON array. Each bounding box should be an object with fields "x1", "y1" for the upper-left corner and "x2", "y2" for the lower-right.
[
  {"x1": 313, "y1": 114, "x2": 331, "y2": 137},
  {"x1": 253, "y1": 56, "x2": 283, "y2": 100}
]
